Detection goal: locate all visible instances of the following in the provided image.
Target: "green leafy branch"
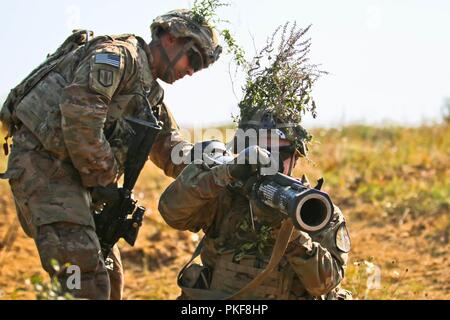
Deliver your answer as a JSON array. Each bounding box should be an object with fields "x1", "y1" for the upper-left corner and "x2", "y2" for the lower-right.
[
  {"x1": 191, "y1": 0, "x2": 247, "y2": 68},
  {"x1": 238, "y1": 22, "x2": 326, "y2": 125},
  {"x1": 191, "y1": 0, "x2": 230, "y2": 24},
  {"x1": 234, "y1": 22, "x2": 327, "y2": 149}
]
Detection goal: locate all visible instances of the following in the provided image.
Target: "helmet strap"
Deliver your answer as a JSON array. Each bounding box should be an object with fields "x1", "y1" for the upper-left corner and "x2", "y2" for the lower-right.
[
  {"x1": 287, "y1": 153, "x2": 296, "y2": 176},
  {"x1": 159, "y1": 39, "x2": 195, "y2": 83}
]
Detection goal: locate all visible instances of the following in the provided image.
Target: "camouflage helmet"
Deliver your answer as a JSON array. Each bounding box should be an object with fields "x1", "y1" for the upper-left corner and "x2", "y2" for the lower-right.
[
  {"x1": 151, "y1": 9, "x2": 223, "y2": 69},
  {"x1": 236, "y1": 108, "x2": 311, "y2": 157}
]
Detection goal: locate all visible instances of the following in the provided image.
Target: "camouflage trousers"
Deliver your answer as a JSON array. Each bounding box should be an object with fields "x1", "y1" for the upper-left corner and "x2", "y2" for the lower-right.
[
  {"x1": 1, "y1": 126, "x2": 124, "y2": 300},
  {"x1": 33, "y1": 223, "x2": 124, "y2": 300}
]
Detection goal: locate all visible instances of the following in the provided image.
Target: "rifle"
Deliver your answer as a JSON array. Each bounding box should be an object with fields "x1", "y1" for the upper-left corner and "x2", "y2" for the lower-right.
[{"x1": 94, "y1": 116, "x2": 161, "y2": 259}]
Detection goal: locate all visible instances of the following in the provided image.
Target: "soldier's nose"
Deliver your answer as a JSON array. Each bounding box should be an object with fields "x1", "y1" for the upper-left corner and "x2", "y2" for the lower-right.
[{"x1": 186, "y1": 68, "x2": 194, "y2": 77}]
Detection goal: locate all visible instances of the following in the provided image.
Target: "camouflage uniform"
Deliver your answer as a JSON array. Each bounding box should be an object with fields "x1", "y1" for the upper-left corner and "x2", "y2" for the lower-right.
[
  {"x1": 0, "y1": 6, "x2": 223, "y2": 299},
  {"x1": 159, "y1": 162, "x2": 352, "y2": 300},
  {"x1": 1, "y1": 33, "x2": 192, "y2": 299},
  {"x1": 159, "y1": 106, "x2": 352, "y2": 300}
]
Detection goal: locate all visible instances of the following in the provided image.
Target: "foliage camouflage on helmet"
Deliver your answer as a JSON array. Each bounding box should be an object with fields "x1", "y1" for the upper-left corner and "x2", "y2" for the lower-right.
[
  {"x1": 235, "y1": 22, "x2": 326, "y2": 156},
  {"x1": 151, "y1": 9, "x2": 223, "y2": 68},
  {"x1": 238, "y1": 109, "x2": 311, "y2": 157},
  {"x1": 190, "y1": 0, "x2": 246, "y2": 67}
]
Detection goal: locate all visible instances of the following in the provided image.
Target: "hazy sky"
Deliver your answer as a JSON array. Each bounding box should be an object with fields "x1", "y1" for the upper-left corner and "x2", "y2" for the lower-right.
[{"x1": 1, "y1": 0, "x2": 449, "y2": 127}]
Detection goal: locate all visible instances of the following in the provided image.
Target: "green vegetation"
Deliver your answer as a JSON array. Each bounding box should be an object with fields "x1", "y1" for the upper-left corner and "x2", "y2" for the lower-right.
[
  {"x1": 237, "y1": 23, "x2": 323, "y2": 126},
  {"x1": 233, "y1": 23, "x2": 326, "y2": 154},
  {"x1": 301, "y1": 124, "x2": 450, "y2": 221},
  {"x1": 191, "y1": 0, "x2": 247, "y2": 67}
]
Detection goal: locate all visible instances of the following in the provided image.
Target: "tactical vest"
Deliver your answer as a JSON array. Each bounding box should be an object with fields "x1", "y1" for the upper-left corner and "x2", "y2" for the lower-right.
[
  {"x1": 176, "y1": 190, "x2": 352, "y2": 300},
  {"x1": 178, "y1": 219, "x2": 307, "y2": 300},
  {"x1": 179, "y1": 234, "x2": 351, "y2": 300}
]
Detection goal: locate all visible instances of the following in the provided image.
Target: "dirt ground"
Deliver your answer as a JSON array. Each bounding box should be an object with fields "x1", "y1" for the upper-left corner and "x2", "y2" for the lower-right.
[
  {"x1": 0, "y1": 124, "x2": 449, "y2": 300},
  {"x1": 0, "y1": 167, "x2": 448, "y2": 300}
]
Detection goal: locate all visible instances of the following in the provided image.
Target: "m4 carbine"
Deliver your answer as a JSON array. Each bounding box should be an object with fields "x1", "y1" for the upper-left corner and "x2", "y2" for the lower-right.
[{"x1": 94, "y1": 116, "x2": 161, "y2": 259}]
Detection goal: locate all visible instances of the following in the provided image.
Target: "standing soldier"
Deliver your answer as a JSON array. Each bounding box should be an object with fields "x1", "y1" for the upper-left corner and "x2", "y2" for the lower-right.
[{"x1": 0, "y1": 9, "x2": 222, "y2": 300}]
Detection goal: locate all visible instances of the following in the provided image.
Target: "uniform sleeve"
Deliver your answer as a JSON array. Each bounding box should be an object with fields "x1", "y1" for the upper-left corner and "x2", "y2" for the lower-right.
[
  {"x1": 284, "y1": 206, "x2": 350, "y2": 297},
  {"x1": 150, "y1": 102, "x2": 193, "y2": 178},
  {"x1": 158, "y1": 162, "x2": 235, "y2": 232},
  {"x1": 60, "y1": 44, "x2": 130, "y2": 187}
]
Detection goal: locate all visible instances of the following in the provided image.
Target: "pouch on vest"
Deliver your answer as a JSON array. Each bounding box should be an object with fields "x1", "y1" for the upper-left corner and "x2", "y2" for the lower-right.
[{"x1": 0, "y1": 30, "x2": 94, "y2": 150}]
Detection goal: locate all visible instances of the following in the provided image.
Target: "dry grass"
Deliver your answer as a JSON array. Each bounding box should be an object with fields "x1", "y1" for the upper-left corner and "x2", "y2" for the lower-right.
[{"x1": 0, "y1": 123, "x2": 448, "y2": 300}]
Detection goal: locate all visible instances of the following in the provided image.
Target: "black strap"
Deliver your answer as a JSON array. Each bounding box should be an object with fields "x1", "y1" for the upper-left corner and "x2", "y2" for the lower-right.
[
  {"x1": 160, "y1": 40, "x2": 195, "y2": 82},
  {"x1": 177, "y1": 236, "x2": 205, "y2": 286}
]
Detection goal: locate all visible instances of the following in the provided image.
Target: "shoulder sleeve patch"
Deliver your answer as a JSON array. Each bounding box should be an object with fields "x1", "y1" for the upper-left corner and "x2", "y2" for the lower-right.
[
  {"x1": 89, "y1": 51, "x2": 124, "y2": 100},
  {"x1": 95, "y1": 53, "x2": 121, "y2": 68},
  {"x1": 335, "y1": 223, "x2": 351, "y2": 253}
]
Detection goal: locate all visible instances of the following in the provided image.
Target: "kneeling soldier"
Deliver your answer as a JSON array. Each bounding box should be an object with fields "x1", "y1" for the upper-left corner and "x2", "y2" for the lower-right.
[{"x1": 159, "y1": 109, "x2": 352, "y2": 300}]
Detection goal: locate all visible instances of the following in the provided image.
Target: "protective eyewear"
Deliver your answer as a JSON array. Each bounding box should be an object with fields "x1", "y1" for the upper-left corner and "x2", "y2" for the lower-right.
[{"x1": 187, "y1": 46, "x2": 204, "y2": 72}]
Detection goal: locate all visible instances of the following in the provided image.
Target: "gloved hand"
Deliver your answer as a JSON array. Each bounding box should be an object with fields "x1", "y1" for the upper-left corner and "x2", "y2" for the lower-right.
[{"x1": 227, "y1": 146, "x2": 271, "y2": 181}]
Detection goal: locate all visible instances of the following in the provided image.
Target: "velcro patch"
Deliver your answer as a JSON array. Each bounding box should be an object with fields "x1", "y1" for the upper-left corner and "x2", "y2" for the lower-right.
[
  {"x1": 335, "y1": 223, "x2": 351, "y2": 253},
  {"x1": 89, "y1": 48, "x2": 124, "y2": 100},
  {"x1": 95, "y1": 53, "x2": 120, "y2": 68},
  {"x1": 98, "y1": 69, "x2": 114, "y2": 87}
]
